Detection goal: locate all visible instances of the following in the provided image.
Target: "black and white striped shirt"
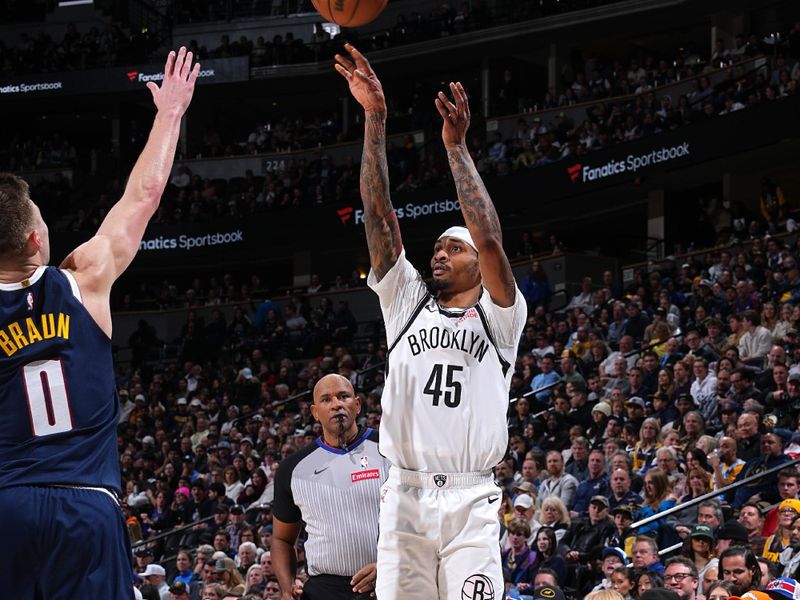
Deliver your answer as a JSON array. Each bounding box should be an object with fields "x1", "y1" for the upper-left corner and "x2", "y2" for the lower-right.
[{"x1": 272, "y1": 428, "x2": 389, "y2": 577}]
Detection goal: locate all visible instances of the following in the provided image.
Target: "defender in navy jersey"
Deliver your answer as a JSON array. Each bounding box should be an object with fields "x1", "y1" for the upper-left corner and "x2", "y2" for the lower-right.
[
  {"x1": 272, "y1": 374, "x2": 390, "y2": 600},
  {"x1": 0, "y1": 48, "x2": 200, "y2": 599},
  {"x1": 336, "y1": 46, "x2": 526, "y2": 599}
]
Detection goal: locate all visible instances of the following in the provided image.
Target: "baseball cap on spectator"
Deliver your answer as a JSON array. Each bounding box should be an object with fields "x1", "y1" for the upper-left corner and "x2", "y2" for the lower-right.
[
  {"x1": 138, "y1": 564, "x2": 166, "y2": 578},
  {"x1": 592, "y1": 402, "x2": 611, "y2": 417},
  {"x1": 611, "y1": 505, "x2": 635, "y2": 519},
  {"x1": 213, "y1": 559, "x2": 229, "y2": 573},
  {"x1": 676, "y1": 393, "x2": 697, "y2": 407},
  {"x1": 169, "y1": 581, "x2": 190, "y2": 596},
  {"x1": 240, "y1": 437, "x2": 254, "y2": 446},
  {"x1": 512, "y1": 481, "x2": 536, "y2": 495},
  {"x1": 789, "y1": 373, "x2": 800, "y2": 383},
  {"x1": 141, "y1": 435, "x2": 155, "y2": 446},
  {"x1": 765, "y1": 577, "x2": 800, "y2": 600},
  {"x1": 250, "y1": 414, "x2": 264, "y2": 422},
  {"x1": 514, "y1": 495, "x2": 534, "y2": 510},
  {"x1": 119, "y1": 389, "x2": 129, "y2": 397},
  {"x1": 189, "y1": 399, "x2": 203, "y2": 407},
  {"x1": 191, "y1": 479, "x2": 206, "y2": 490},
  {"x1": 135, "y1": 394, "x2": 146, "y2": 403},
  {"x1": 716, "y1": 520, "x2": 749, "y2": 543},
  {"x1": 602, "y1": 547, "x2": 627, "y2": 563},
  {"x1": 181, "y1": 453, "x2": 194, "y2": 463},
  {"x1": 720, "y1": 401, "x2": 741, "y2": 414},
  {"x1": 641, "y1": 592, "x2": 681, "y2": 600},
  {"x1": 533, "y1": 585, "x2": 566, "y2": 600},
  {"x1": 690, "y1": 524, "x2": 714, "y2": 541},
  {"x1": 626, "y1": 397, "x2": 646, "y2": 409},
  {"x1": 590, "y1": 495, "x2": 609, "y2": 509},
  {"x1": 698, "y1": 279, "x2": 712, "y2": 289},
  {"x1": 607, "y1": 415, "x2": 623, "y2": 424},
  {"x1": 214, "y1": 503, "x2": 229, "y2": 514},
  {"x1": 134, "y1": 546, "x2": 153, "y2": 557},
  {"x1": 176, "y1": 397, "x2": 188, "y2": 405},
  {"x1": 231, "y1": 504, "x2": 245, "y2": 515}
]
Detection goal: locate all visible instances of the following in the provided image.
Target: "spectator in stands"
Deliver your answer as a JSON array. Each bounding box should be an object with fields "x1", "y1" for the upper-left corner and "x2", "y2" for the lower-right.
[
  {"x1": 572, "y1": 450, "x2": 610, "y2": 516},
  {"x1": 539, "y1": 451, "x2": 579, "y2": 509},
  {"x1": 632, "y1": 536, "x2": 664, "y2": 576},
  {"x1": 635, "y1": 467, "x2": 676, "y2": 537},
  {"x1": 529, "y1": 526, "x2": 567, "y2": 587},
  {"x1": 738, "y1": 502, "x2": 767, "y2": 555},
  {"x1": 719, "y1": 546, "x2": 761, "y2": 596},
  {"x1": 733, "y1": 431, "x2": 792, "y2": 508}
]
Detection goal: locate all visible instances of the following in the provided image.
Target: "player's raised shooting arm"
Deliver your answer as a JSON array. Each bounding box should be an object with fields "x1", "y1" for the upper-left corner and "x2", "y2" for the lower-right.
[
  {"x1": 334, "y1": 44, "x2": 402, "y2": 281},
  {"x1": 436, "y1": 82, "x2": 517, "y2": 307},
  {"x1": 93, "y1": 48, "x2": 200, "y2": 283}
]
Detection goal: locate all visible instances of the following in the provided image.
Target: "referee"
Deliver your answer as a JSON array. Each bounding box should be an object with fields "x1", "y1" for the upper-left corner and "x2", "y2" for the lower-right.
[{"x1": 272, "y1": 374, "x2": 389, "y2": 600}]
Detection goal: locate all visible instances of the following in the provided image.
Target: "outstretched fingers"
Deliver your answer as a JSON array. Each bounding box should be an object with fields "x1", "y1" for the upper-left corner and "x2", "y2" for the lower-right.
[
  {"x1": 434, "y1": 97, "x2": 452, "y2": 122},
  {"x1": 334, "y1": 53, "x2": 356, "y2": 74},
  {"x1": 187, "y1": 61, "x2": 201, "y2": 85},
  {"x1": 452, "y1": 82, "x2": 470, "y2": 117},
  {"x1": 180, "y1": 50, "x2": 194, "y2": 80},
  {"x1": 163, "y1": 50, "x2": 176, "y2": 78},
  {"x1": 345, "y1": 43, "x2": 373, "y2": 74}
]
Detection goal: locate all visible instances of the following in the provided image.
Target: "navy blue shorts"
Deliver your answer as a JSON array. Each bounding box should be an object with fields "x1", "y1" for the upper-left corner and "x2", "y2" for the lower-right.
[{"x1": 0, "y1": 485, "x2": 134, "y2": 599}]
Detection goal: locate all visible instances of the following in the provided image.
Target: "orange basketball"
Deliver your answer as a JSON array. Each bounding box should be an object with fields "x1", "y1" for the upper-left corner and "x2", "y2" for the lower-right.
[{"x1": 311, "y1": 0, "x2": 388, "y2": 27}]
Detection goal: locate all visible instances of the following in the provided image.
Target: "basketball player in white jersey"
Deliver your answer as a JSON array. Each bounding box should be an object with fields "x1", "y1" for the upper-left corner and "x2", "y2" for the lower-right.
[{"x1": 335, "y1": 44, "x2": 526, "y2": 600}]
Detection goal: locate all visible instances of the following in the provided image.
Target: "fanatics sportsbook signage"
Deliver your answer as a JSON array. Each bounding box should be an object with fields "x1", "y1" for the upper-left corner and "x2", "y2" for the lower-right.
[
  {"x1": 48, "y1": 94, "x2": 800, "y2": 268},
  {"x1": 0, "y1": 56, "x2": 248, "y2": 98}
]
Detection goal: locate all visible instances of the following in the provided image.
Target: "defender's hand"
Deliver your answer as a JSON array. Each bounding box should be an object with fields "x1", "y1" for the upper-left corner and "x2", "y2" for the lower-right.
[{"x1": 147, "y1": 46, "x2": 201, "y2": 117}]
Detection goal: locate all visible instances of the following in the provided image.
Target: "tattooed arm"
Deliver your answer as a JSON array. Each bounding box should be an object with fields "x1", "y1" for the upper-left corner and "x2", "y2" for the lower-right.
[
  {"x1": 435, "y1": 82, "x2": 517, "y2": 307},
  {"x1": 334, "y1": 44, "x2": 402, "y2": 281}
]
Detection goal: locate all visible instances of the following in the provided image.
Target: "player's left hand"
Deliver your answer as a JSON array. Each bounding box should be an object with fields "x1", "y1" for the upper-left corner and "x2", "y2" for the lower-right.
[
  {"x1": 147, "y1": 47, "x2": 201, "y2": 118},
  {"x1": 435, "y1": 81, "x2": 470, "y2": 149},
  {"x1": 351, "y1": 562, "x2": 377, "y2": 593}
]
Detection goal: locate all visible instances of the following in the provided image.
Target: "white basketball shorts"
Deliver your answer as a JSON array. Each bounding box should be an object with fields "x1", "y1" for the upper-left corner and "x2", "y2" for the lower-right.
[{"x1": 376, "y1": 466, "x2": 503, "y2": 600}]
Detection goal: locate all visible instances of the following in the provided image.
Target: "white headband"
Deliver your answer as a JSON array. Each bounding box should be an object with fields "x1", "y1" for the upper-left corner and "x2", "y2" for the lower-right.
[{"x1": 438, "y1": 226, "x2": 477, "y2": 253}]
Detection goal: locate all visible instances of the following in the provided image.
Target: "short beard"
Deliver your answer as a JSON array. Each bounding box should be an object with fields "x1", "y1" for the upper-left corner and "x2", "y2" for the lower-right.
[{"x1": 430, "y1": 278, "x2": 452, "y2": 292}]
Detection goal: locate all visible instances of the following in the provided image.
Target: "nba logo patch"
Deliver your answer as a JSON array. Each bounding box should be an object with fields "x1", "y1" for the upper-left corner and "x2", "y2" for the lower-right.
[
  {"x1": 27, "y1": 292, "x2": 34, "y2": 311},
  {"x1": 434, "y1": 474, "x2": 447, "y2": 488},
  {"x1": 360, "y1": 455, "x2": 369, "y2": 469}
]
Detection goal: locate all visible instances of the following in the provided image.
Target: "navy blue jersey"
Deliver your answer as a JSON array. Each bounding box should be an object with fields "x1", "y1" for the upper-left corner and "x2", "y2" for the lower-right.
[{"x1": 0, "y1": 266, "x2": 121, "y2": 492}]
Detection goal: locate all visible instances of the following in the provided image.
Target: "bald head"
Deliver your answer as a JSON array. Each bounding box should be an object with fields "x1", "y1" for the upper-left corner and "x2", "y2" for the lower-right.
[
  {"x1": 311, "y1": 374, "x2": 360, "y2": 447},
  {"x1": 313, "y1": 374, "x2": 354, "y2": 403}
]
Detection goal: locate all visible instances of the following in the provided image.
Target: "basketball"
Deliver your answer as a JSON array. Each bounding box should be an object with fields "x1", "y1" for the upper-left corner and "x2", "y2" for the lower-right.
[{"x1": 311, "y1": 0, "x2": 388, "y2": 27}]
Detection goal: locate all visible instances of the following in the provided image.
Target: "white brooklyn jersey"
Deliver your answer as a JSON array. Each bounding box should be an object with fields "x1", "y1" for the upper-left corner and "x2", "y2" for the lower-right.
[{"x1": 368, "y1": 250, "x2": 527, "y2": 473}]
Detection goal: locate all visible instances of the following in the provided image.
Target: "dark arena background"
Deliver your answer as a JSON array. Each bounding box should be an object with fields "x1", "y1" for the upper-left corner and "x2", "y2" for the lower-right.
[{"x1": 4, "y1": 0, "x2": 800, "y2": 598}]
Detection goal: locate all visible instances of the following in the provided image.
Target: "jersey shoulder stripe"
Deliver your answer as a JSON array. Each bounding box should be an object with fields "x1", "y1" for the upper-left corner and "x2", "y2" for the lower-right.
[
  {"x1": 474, "y1": 302, "x2": 512, "y2": 376},
  {"x1": 386, "y1": 293, "x2": 430, "y2": 356}
]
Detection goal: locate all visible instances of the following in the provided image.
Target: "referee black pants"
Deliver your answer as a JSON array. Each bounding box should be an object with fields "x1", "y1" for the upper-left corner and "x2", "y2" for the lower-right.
[{"x1": 302, "y1": 574, "x2": 373, "y2": 600}]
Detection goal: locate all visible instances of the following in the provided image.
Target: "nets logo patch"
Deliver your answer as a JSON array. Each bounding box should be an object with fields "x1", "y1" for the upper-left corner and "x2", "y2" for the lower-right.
[
  {"x1": 434, "y1": 474, "x2": 447, "y2": 487},
  {"x1": 461, "y1": 574, "x2": 494, "y2": 599},
  {"x1": 351, "y1": 468, "x2": 380, "y2": 483}
]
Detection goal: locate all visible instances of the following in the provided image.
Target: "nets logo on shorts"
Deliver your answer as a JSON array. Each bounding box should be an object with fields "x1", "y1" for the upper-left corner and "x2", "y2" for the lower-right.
[
  {"x1": 461, "y1": 574, "x2": 495, "y2": 600},
  {"x1": 434, "y1": 474, "x2": 447, "y2": 487}
]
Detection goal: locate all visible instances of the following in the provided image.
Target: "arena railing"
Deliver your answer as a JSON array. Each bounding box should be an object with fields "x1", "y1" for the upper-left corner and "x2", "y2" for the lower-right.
[{"x1": 630, "y1": 454, "x2": 800, "y2": 532}]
